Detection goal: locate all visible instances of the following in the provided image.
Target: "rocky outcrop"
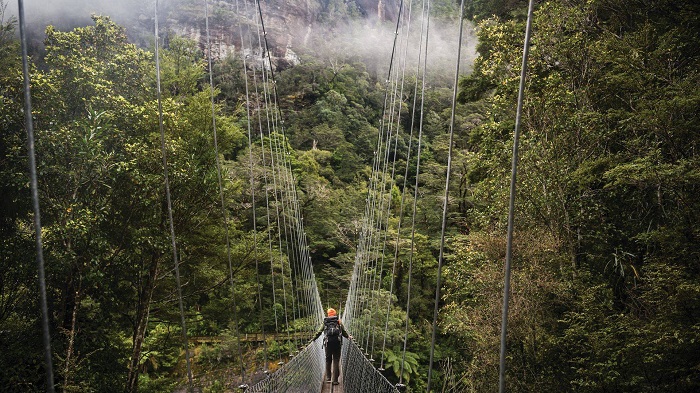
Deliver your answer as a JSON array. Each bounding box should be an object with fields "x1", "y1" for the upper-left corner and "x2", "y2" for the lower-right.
[{"x1": 162, "y1": 0, "x2": 401, "y2": 70}]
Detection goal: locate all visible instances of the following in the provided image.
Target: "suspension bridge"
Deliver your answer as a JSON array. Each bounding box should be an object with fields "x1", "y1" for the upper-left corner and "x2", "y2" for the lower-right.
[{"x1": 14, "y1": 0, "x2": 536, "y2": 391}]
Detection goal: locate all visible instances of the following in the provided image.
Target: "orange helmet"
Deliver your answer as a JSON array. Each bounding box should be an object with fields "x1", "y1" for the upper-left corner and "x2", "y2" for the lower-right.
[{"x1": 327, "y1": 308, "x2": 337, "y2": 317}]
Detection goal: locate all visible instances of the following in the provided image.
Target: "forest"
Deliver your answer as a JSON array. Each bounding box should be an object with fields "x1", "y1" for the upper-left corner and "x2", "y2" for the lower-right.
[{"x1": 1, "y1": 0, "x2": 699, "y2": 392}]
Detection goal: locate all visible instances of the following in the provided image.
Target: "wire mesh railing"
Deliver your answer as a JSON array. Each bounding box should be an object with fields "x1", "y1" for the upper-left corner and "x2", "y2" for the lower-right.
[
  {"x1": 247, "y1": 336, "x2": 325, "y2": 393},
  {"x1": 341, "y1": 338, "x2": 399, "y2": 393}
]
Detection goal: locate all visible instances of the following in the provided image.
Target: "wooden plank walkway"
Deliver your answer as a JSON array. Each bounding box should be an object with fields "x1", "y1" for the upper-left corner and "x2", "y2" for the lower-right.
[{"x1": 320, "y1": 372, "x2": 344, "y2": 393}]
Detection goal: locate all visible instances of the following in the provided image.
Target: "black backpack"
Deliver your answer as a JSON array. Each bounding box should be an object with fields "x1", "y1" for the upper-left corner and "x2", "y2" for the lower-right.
[{"x1": 324, "y1": 316, "x2": 342, "y2": 345}]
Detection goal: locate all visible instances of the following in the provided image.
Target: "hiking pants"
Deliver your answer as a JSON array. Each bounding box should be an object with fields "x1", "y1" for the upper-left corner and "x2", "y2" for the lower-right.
[{"x1": 325, "y1": 342, "x2": 341, "y2": 383}]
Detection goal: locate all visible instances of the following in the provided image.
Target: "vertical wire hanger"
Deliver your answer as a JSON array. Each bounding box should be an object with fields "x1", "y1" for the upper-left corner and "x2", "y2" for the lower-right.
[
  {"x1": 204, "y1": 0, "x2": 246, "y2": 383},
  {"x1": 154, "y1": 1, "x2": 194, "y2": 390},
  {"x1": 500, "y1": 1, "x2": 536, "y2": 392},
  {"x1": 426, "y1": 0, "x2": 467, "y2": 390},
  {"x1": 17, "y1": 0, "x2": 56, "y2": 391}
]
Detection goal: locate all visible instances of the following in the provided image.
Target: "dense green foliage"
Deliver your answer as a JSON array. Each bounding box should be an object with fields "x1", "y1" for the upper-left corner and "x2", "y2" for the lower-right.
[
  {"x1": 0, "y1": 13, "x2": 251, "y2": 392},
  {"x1": 1, "y1": 0, "x2": 699, "y2": 392},
  {"x1": 440, "y1": 0, "x2": 700, "y2": 391}
]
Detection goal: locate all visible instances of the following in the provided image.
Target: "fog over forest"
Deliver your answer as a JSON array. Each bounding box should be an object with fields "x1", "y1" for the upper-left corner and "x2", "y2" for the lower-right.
[
  {"x1": 6, "y1": 0, "x2": 476, "y2": 84},
  {"x1": 7, "y1": 0, "x2": 147, "y2": 29}
]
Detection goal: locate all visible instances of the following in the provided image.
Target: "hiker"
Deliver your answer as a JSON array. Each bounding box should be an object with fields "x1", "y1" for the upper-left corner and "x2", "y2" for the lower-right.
[{"x1": 312, "y1": 308, "x2": 350, "y2": 385}]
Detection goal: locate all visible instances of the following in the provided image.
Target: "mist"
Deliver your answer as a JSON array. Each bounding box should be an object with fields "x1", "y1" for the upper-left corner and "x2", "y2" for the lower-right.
[
  {"x1": 5, "y1": 0, "x2": 477, "y2": 85},
  {"x1": 302, "y1": 14, "x2": 478, "y2": 85},
  {"x1": 6, "y1": 0, "x2": 150, "y2": 29}
]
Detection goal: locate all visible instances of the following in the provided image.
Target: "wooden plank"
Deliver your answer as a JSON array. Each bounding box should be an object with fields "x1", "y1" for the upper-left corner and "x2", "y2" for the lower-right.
[{"x1": 320, "y1": 372, "x2": 343, "y2": 393}]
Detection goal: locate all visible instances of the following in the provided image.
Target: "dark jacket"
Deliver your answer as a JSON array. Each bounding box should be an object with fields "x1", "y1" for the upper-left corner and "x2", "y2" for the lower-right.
[{"x1": 313, "y1": 316, "x2": 350, "y2": 343}]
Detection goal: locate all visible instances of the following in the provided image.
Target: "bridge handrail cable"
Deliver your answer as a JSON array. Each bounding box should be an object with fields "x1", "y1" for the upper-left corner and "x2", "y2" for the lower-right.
[
  {"x1": 342, "y1": 338, "x2": 399, "y2": 393},
  {"x1": 247, "y1": 336, "x2": 325, "y2": 392}
]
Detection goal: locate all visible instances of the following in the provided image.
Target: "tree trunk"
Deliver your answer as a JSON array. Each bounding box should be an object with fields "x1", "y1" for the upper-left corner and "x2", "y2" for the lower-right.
[
  {"x1": 126, "y1": 254, "x2": 159, "y2": 393},
  {"x1": 63, "y1": 279, "x2": 81, "y2": 392}
]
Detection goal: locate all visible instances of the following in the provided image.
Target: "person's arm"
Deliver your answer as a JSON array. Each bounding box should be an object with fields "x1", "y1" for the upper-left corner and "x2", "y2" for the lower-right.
[{"x1": 340, "y1": 322, "x2": 350, "y2": 339}]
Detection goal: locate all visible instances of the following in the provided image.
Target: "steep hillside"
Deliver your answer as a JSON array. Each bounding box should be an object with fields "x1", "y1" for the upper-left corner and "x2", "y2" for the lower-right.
[{"x1": 164, "y1": 0, "x2": 403, "y2": 70}]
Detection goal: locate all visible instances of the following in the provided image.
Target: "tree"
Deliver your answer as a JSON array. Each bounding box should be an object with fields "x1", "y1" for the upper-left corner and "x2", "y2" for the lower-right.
[{"x1": 445, "y1": 0, "x2": 700, "y2": 391}]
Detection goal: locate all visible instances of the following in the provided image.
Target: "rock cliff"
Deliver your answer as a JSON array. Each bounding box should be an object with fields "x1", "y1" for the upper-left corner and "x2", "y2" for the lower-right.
[
  {"x1": 162, "y1": 0, "x2": 402, "y2": 71},
  {"x1": 14, "y1": 0, "x2": 470, "y2": 81}
]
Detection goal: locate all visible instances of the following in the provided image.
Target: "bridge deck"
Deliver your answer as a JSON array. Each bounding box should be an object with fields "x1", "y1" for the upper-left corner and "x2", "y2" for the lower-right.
[{"x1": 320, "y1": 372, "x2": 344, "y2": 393}]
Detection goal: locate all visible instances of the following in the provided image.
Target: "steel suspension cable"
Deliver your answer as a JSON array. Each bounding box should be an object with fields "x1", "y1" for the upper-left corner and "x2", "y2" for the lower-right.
[
  {"x1": 426, "y1": 0, "x2": 466, "y2": 390},
  {"x1": 346, "y1": 0, "x2": 418, "y2": 369},
  {"x1": 352, "y1": 6, "x2": 407, "y2": 334},
  {"x1": 376, "y1": 0, "x2": 426, "y2": 373},
  {"x1": 347, "y1": 4, "x2": 406, "y2": 346},
  {"x1": 344, "y1": 251, "x2": 360, "y2": 333},
  {"x1": 353, "y1": 25, "x2": 399, "y2": 347},
  {"x1": 256, "y1": 84, "x2": 287, "y2": 367},
  {"x1": 265, "y1": 89, "x2": 312, "y2": 338},
  {"x1": 239, "y1": 0, "x2": 284, "y2": 365},
  {"x1": 204, "y1": 0, "x2": 246, "y2": 381},
  {"x1": 345, "y1": 203, "x2": 364, "y2": 332},
  {"x1": 247, "y1": 17, "x2": 298, "y2": 346},
  {"x1": 372, "y1": 2, "x2": 412, "y2": 364},
  {"x1": 236, "y1": 0, "x2": 286, "y2": 371},
  {"x1": 273, "y1": 123, "x2": 313, "y2": 345},
  {"x1": 365, "y1": 63, "x2": 403, "y2": 351},
  {"x1": 350, "y1": 204, "x2": 367, "y2": 330},
  {"x1": 244, "y1": 2, "x2": 323, "y2": 379},
  {"x1": 399, "y1": 0, "x2": 431, "y2": 384},
  {"x1": 368, "y1": 2, "x2": 416, "y2": 357},
  {"x1": 154, "y1": 1, "x2": 193, "y2": 389},
  {"x1": 254, "y1": 0, "x2": 321, "y2": 340},
  {"x1": 302, "y1": 229, "x2": 323, "y2": 324},
  {"x1": 365, "y1": 71, "x2": 400, "y2": 358},
  {"x1": 266, "y1": 120, "x2": 304, "y2": 351},
  {"x1": 368, "y1": 77, "x2": 398, "y2": 363},
  {"x1": 17, "y1": 1, "x2": 55, "y2": 391},
  {"x1": 252, "y1": 67, "x2": 282, "y2": 360},
  {"x1": 246, "y1": 0, "x2": 294, "y2": 363},
  {"x1": 360, "y1": 211, "x2": 378, "y2": 348},
  {"x1": 270, "y1": 129, "x2": 308, "y2": 340},
  {"x1": 500, "y1": 1, "x2": 535, "y2": 392},
  {"x1": 265, "y1": 126, "x2": 297, "y2": 354},
  {"x1": 276, "y1": 148, "x2": 303, "y2": 354}
]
